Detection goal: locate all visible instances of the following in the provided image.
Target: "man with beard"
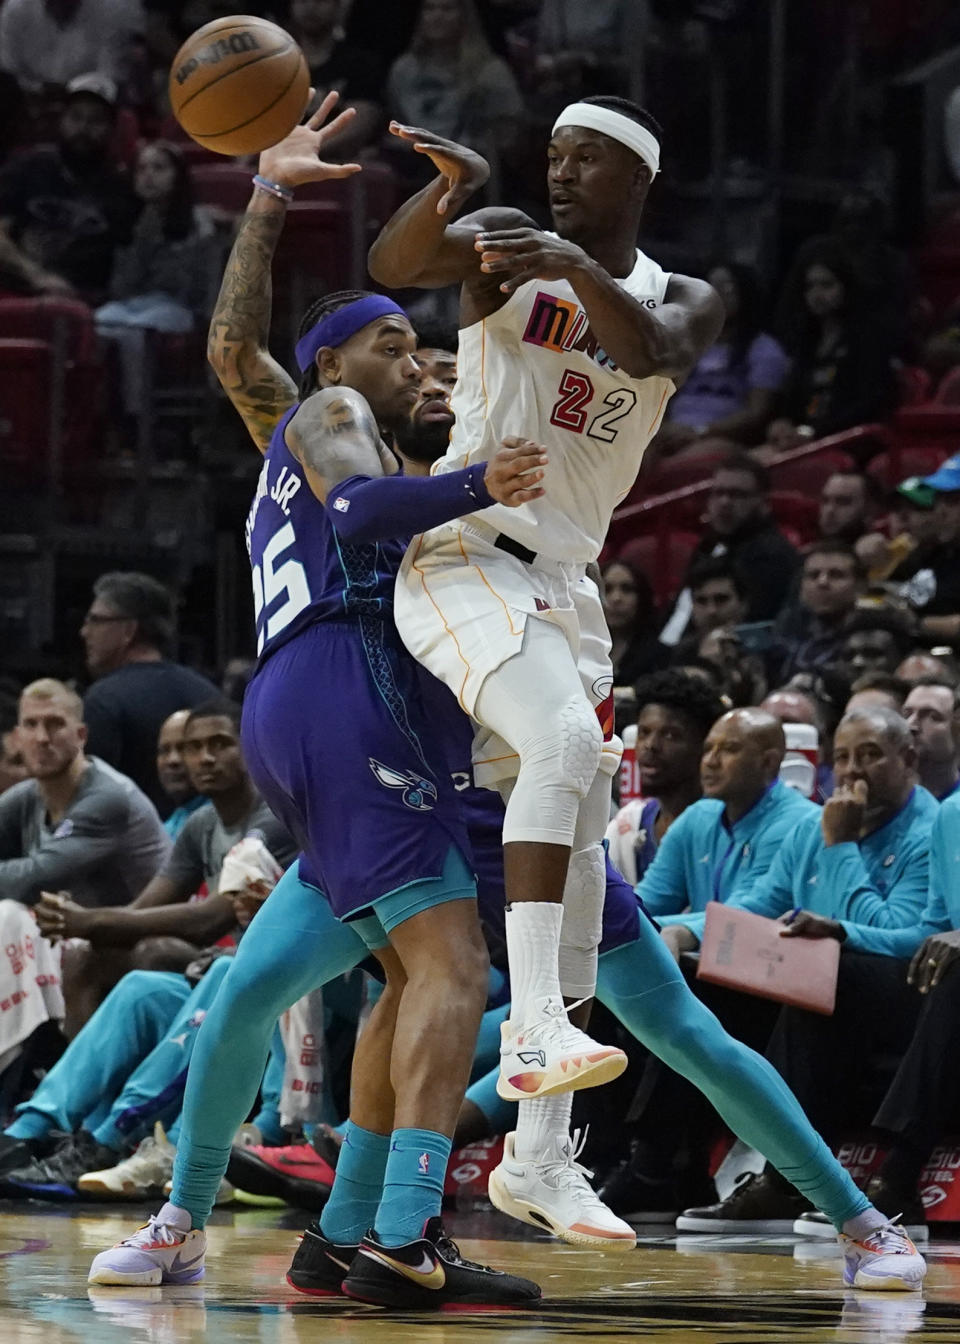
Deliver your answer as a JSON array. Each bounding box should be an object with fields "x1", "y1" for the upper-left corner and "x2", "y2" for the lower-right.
[{"x1": 0, "y1": 73, "x2": 136, "y2": 302}]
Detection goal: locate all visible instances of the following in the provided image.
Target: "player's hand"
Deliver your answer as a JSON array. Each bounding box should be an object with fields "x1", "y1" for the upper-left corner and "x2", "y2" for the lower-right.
[
  {"x1": 908, "y1": 929, "x2": 960, "y2": 994},
  {"x1": 820, "y1": 779, "x2": 867, "y2": 846},
  {"x1": 778, "y1": 910, "x2": 845, "y2": 941},
  {"x1": 258, "y1": 89, "x2": 361, "y2": 187},
  {"x1": 225, "y1": 876, "x2": 274, "y2": 929},
  {"x1": 389, "y1": 122, "x2": 490, "y2": 215},
  {"x1": 660, "y1": 924, "x2": 697, "y2": 963},
  {"x1": 482, "y1": 438, "x2": 547, "y2": 507},
  {"x1": 475, "y1": 228, "x2": 587, "y2": 294},
  {"x1": 35, "y1": 890, "x2": 90, "y2": 941}
]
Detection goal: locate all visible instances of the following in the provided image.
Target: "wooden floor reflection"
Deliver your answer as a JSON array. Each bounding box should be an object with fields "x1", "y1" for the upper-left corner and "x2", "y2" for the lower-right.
[{"x1": 2, "y1": 1202, "x2": 960, "y2": 1342}]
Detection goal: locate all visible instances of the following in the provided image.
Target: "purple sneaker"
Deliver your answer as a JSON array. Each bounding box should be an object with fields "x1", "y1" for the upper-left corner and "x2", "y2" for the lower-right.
[{"x1": 87, "y1": 1203, "x2": 206, "y2": 1286}]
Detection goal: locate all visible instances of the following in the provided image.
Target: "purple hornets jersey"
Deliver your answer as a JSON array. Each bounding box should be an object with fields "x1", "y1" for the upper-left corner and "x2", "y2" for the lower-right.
[{"x1": 245, "y1": 405, "x2": 405, "y2": 662}]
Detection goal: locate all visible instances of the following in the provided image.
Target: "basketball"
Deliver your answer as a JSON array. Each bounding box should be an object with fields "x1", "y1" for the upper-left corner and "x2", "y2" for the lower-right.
[{"x1": 168, "y1": 15, "x2": 309, "y2": 157}]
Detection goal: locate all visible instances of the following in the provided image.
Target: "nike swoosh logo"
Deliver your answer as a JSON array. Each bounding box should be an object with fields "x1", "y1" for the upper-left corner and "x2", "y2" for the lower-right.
[
  {"x1": 362, "y1": 1246, "x2": 446, "y2": 1290},
  {"x1": 169, "y1": 1248, "x2": 204, "y2": 1273}
]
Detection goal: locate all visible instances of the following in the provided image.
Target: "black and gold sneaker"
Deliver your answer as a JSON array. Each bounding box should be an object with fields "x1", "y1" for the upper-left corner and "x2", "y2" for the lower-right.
[
  {"x1": 286, "y1": 1222, "x2": 358, "y2": 1296},
  {"x1": 341, "y1": 1216, "x2": 541, "y2": 1308}
]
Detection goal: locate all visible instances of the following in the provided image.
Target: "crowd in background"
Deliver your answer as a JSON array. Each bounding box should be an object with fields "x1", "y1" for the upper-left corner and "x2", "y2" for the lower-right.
[{"x1": 2, "y1": 0, "x2": 960, "y2": 1234}]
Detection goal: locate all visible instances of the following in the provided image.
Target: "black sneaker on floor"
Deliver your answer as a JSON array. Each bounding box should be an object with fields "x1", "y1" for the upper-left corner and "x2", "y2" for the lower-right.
[
  {"x1": 676, "y1": 1170, "x2": 812, "y2": 1234},
  {"x1": 0, "y1": 1132, "x2": 38, "y2": 1177},
  {"x1": 286, "y1": 1222, "x2": 358, "y2": 1296},
  {"x1": 1, "y1": 1130, "x2": 120, "y2": 1201},
  {"x1": 793, "y1": 1174, "x2": 929, "y2": 1243},
  {"x1": 596, "y1": 1160, "x2": 682, "y2": 1223},
  {"x1": 341, "y1": 1216, "x2": 542, "y2": 1309}
]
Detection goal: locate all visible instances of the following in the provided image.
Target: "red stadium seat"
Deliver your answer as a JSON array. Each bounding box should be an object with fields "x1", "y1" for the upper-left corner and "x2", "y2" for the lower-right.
[
  {"x1": 866, "y1": 446, "x2": 948, "y2": 489},
  {"x1": 617, "y1": 530, "x2": 699, "y2": 606},
  {"x1": 768, "y1": 490, "x2": 820, "y2": 545},
  {"x1": 934, "y1": 366, "x2": 960, "y2": 405},
  {"x1": 768, "y1": 448, "x2": 856, "y2": 494},
  {"x1": 189, "y1": 162, "x2": 253, "y2": 214},
  {"x1": 0, "y1": 338, "x2": 54, "y2": 486},
  {"x1": 642, "y1": 445, "x2": 734, "y2": 495},
  {"x1": 897, "y1": 365, "x2": 933, "y2": 407}
]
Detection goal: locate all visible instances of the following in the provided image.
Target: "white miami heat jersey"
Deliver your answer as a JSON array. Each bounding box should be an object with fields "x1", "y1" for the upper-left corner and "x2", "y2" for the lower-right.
[{"x1": 435, "y1": 244, "x2": 674, "y2": 563}]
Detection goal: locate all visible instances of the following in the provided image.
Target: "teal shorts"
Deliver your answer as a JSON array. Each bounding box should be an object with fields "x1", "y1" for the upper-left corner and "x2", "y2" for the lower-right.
[{"x1": 349, "y1": 844, "x2": 476, "y2": 951}]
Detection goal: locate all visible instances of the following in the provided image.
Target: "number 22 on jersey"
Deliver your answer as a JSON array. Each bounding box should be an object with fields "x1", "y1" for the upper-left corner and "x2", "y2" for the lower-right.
[{"x1": 549, "y1": 369, "x2": 638, "y2": 442}]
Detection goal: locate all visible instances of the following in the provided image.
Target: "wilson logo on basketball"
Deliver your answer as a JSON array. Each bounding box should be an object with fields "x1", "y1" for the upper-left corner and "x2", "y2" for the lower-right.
[{"x1": 175, "y1": 32, "x2": 261, "y2": 84}]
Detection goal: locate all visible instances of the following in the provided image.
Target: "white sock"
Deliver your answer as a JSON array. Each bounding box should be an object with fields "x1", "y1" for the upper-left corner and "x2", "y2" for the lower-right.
[
  {"x1": 514, "y1": 1093, "x2": 573, "y2": 1162},
  {"x1": 505, "y1": 902, "x2": 564, "y2": 1023},
  {"x1": 842, "y1": 1206, "x2": 892, "y2": 1241},
  {"x1": 157, "y1": 1201, "x2": 192, "y2": 1232}
]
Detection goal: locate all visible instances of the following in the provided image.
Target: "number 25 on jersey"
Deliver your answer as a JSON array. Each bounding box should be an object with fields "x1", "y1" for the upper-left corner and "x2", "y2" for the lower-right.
[{"x1": 252, "y1": 521, "x2": 311, "y2": 654}]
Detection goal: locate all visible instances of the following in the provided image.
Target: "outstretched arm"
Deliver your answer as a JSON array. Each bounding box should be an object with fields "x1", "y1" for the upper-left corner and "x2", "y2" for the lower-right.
[
  {"x1": 286, "y1": 387, "x2": 548, "y2": 540},
  {"x1": 367, "y1": 124, "x2": 533, "y2": 291},
  {"x1": 207, "y1": 91, "x2": 362, "y2": 452}
]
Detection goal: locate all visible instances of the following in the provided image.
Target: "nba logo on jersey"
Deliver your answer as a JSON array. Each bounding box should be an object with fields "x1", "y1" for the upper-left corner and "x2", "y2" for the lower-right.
[
  {"x1": 333, "y1": 496, "x2": 350, "y2": 512},
  {"x1": 418, "y1": 1152, "x2": 430, "y2": 1176}
]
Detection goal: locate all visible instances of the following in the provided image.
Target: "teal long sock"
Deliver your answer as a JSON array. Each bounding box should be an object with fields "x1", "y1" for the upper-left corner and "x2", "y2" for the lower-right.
[
  {"x1": 596, "y1": 936, "x2": 870, "y2": 1230},
  {"x1": 319, "y1": 1121, "x2": 390, "y2": 1245},
  {"x1": 375, "y1": 1128, "x2": 451, "y2": 1247}
]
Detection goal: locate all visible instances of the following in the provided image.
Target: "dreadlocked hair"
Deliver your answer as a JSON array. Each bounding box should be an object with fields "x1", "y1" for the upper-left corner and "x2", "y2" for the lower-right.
[{"x1": 297, "y1": 289, "x2": 374, "y2": 398}]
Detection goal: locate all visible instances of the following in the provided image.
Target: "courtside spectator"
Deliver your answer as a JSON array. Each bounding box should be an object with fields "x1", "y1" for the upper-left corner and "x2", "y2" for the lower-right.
[
  {"x1": 678, "y1": 707, "x2": 937, "y2": 1232},
  {"x1": 288, "y1": 0, "x2": 386, "y2": 157},
  {"x1": 601, "y1": 557, "x2": 664, "y2": 688},
  {"x1": 767, "y1": 243, "x2": 897, "y2": 450},
  {"x1": 891, "y1": 455, "x2": 960, "y2": 646},
  {"x1": 532, "y1": 0, "x2": 649, "y2": 104},
  {"x1": 605, "y1": 670, "x2": 724, "y2": 885},
  {"x1": 897, "y1": 651, "x2": 960, "y2": 686},
  {"x1": 777, "y1": 542, "x2": 865, "y2": 679},
  {"x1": 34, "y1": 701, "x2": 296, "y2": 1028},
  {"x1": 903, "y1": 679, "x2": 960, "y2": 801},
  {"x1": 818, "y1": 470, "x2": 881, "y2": 546},
  {"x1": 661, "y1": 457, "x2": 800, "y2": 640},
  {"x1": 846, "y1": 672, "x2": 909, "y2": 715},
  {"x1": 663, "y1": 262, "x2": 788, "y2": 449},
  {"x1": 599, "y1": 709, "x2": 816, "y2": 1217},
  {"x1": 0, "y1": 679, "x2": 169, "y2": 907},
  {"x1": 156, "y1": 710, "x2": 205, "y2": 839},
  {"x1": 840, "y1": 610, "x2": 914, "y2": 679},
  {"x1": 81, "y1": 572, "x2": 218, "y2": 816},
  {"x1": 0, "y1": 0, "x2": 146, "y2": 92},
  {"x1": 761, "y1": 684, "x2": 833, "y2": 802},
  {"x1": 0, "y1": 74, "x2": 137, "y2": 302},
  {"x1": 95, "y1": 140, "x2": 218, "y2": 432}
]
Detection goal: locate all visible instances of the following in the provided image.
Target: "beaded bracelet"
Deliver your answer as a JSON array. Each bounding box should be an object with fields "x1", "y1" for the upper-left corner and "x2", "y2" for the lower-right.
[{"x1": 252, "y1": 174, "x2": 294, "y2": 202}]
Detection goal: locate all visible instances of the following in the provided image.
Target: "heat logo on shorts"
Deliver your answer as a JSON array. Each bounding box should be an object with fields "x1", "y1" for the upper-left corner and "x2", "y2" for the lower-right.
[{"x1": 369, "y1": 759, "x2": 438, "y2": 811}]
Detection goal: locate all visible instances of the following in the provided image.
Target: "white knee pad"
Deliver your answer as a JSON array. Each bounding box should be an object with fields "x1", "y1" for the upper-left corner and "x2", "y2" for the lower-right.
[
  {"x1": 502, "y1": 694, "x2": 604, "y2": 845},
  {"x1": 558, "y1": 842, "x2": 605, "y2": 1000}
]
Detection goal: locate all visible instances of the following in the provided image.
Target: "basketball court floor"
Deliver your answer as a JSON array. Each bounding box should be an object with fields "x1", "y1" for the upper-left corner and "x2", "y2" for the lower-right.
[{"x1": 2, "y1": 1202, "x2": 960, "y2": 1343}]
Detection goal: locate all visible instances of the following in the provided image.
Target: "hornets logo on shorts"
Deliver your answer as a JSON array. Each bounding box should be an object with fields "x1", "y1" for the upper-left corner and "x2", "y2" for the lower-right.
[{"x1": 368, "y1": 759, "x2": 438, "y2": 811}]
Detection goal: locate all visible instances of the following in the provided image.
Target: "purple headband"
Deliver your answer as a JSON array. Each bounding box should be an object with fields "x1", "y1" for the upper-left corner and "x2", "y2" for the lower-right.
[{"x1": 295, "y1": 295, "x2": 408, "y2": 372}]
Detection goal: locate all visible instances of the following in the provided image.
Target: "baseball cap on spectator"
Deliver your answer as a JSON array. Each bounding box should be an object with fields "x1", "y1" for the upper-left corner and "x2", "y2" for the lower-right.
[
  {"x1": 896, "y1": 476, "x2": 936, "y2": 509},
  {"x1": 66, "y1": 73, "x2": 118, "y2": 110},
  {"x1": 921, "y1": 453, "x2": 960, "y2": 494}
]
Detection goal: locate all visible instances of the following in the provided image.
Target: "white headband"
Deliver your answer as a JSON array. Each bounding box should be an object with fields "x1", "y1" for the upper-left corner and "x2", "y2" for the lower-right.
[{"x1": 552, "y1": 102, "x2": 659, "y2": 177}]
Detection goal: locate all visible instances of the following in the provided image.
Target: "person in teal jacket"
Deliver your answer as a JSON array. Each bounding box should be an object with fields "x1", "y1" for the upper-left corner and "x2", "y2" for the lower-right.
[
  {"x1": 637, "y1": 707, "x2": 819, "y2": 961},
  {"x1": 598, "y1": 708, "x2": 818, "y2": 1217},
  {"x1": 676, "y1": 706, "x2": 940, "y2": 1234}
]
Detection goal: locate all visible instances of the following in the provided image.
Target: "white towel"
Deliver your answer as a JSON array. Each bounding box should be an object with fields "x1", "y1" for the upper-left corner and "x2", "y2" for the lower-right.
[{"x1": 0, "y1": 900, "x2": 64, "y2": 1073}]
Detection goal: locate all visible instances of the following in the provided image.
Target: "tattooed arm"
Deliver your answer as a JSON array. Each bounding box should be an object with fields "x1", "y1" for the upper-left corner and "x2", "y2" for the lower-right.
[
  {"x1": 207, "y1": 91, "x2": 362, "y2": 453},
  {"x1": 207, "y1": 191, "x2": 297, "y2": 454},
  {"x1": 285, "y1": 386, "x2": 391, "y2": 504}
]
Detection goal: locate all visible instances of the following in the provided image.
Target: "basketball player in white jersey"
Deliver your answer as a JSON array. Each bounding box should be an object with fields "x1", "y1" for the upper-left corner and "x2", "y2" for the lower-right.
[{"x1": 368, "y1": 97, "x2": 724, "y2": 1234}]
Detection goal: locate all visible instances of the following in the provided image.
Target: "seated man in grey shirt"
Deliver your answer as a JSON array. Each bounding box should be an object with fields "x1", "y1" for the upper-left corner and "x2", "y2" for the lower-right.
[
  {"x1": 0, "y1": 678, "x2": 170, "y2": 907},
  {"x1": 35, "y1": 700, "x2": 296, "y2": 1029}
]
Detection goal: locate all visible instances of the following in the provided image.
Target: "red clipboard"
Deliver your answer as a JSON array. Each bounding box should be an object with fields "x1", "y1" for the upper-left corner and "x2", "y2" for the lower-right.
[{"x1": 697, "y1": 902, "x2": 841, "y2": 1015}]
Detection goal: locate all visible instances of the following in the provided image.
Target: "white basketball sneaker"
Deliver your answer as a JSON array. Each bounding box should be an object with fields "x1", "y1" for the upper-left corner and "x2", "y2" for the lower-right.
[
  {"x1": 497, "y1": 995, "x2": 627, "y2": 1101},
  {"x1": 840, "y1": 1218, "x2": 927, "y2": 1291},
  {"x1": 88, "y1": 1202, "x2": 206, "y2": 1286},
  {"x1": 489, "y1": 1131, "x2": 636, "y2": 1249},
  {"x1": 78, "y1": 1122, "x2": 175, "y2": 1199}
]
